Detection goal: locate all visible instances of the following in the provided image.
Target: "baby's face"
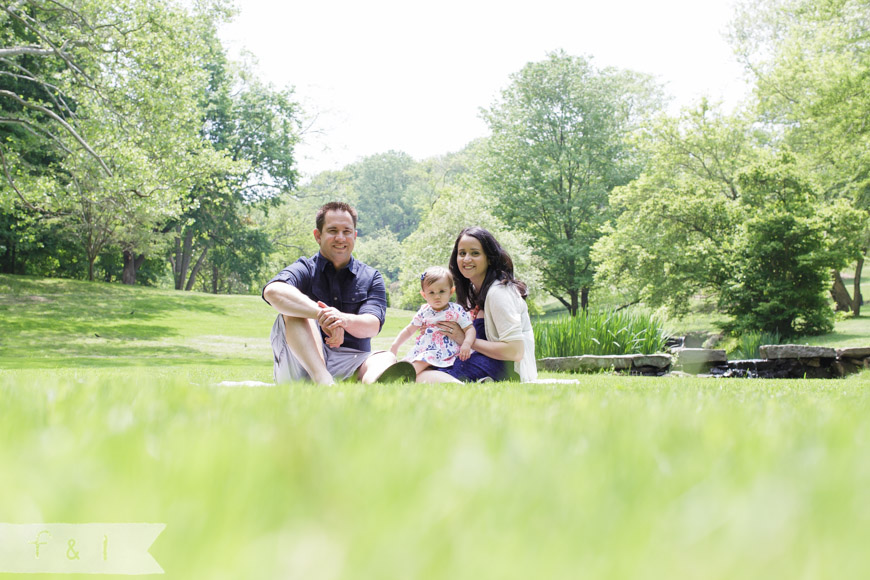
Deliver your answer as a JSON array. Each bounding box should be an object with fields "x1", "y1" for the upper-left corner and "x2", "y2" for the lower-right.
[{"x1": 421, "y1": 278, "x2": 453, "y2": 311}]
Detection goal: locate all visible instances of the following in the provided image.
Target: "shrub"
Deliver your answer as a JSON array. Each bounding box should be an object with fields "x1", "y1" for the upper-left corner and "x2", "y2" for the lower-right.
[{"x1": 534, "y1": 309, "x2": 670, "y2": 358}]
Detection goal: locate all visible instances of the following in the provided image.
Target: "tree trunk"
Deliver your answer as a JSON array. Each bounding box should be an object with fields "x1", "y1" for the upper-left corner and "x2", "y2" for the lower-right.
[
  {"x1": 184, "y1": 246, "x2": 208, "y2": 291},
  {"x1": 831, "y1": 270, "x2": 852, "y2": 312},
  {"x1": 172, "y1": 227, "x2": 195, "y2": 290},
  {"x1": 122, "y1": 250, "x2": 145, "y2": 285},
  {"x1": 831, "y1": 261, "x2": 864, "y2": 316},
  {"x1": 211, "y1": 264, "x2": 219, "y2": 294},
  {"x1": 852, "y1": 256, "x2": 864, "y2": 316},
  {"x1": 581, "y1": 286, "x2": 589, "y2": 312}
]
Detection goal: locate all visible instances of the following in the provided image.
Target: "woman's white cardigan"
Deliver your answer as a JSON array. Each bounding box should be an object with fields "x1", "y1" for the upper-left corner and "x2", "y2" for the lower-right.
[{"x1": 483, "y1": 282, "x2": 538, "y2": 382}]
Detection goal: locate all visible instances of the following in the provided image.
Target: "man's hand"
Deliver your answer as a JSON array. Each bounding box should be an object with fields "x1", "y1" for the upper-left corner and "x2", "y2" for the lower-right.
[
  {"x1": 317, "y1": 301, "x2": 346, "y2": 348},
  {"x1": 316, "y1": 301, "x2": 349, "y2": 332},
  {"x1": 325, "y1": 326, "x2": 345, "y2": 348}
]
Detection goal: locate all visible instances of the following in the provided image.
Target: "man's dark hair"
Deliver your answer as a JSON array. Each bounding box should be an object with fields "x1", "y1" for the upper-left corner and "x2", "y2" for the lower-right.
[{"x1": 316, "y1": 201, "x2": 358, "y2": 231}]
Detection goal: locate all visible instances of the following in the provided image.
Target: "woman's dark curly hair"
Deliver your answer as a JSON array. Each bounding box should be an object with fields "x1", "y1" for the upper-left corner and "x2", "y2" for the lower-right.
[{"x1": 449, "y1": 226, "x2": 527, "y2": 311}]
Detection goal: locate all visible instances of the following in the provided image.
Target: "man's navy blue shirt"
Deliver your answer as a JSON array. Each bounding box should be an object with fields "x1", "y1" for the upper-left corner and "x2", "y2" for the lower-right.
[{"x1": 263, "y1": 253, "x2": 387, "y2": 352}]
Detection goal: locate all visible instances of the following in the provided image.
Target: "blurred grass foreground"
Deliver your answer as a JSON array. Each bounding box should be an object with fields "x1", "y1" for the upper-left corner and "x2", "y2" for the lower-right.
[{"x1": 2, "y1": 274, "x2": 870, "y2": 579}]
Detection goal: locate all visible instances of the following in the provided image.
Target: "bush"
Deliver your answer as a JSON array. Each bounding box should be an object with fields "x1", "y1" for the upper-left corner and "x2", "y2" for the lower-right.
[
  {"x1": 718, "y1": 154, "x2": 856, "y2": 337},
  {"x1": 534, "y1": 309, "x2": 670, "y2": 358}
]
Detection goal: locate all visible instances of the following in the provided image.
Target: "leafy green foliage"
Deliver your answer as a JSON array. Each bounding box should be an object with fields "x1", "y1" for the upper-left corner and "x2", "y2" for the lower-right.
[
  {"x1": 731, "y1": 0, "x2": 870, "y2": 313},
  {"x1": 592, "y1": 101, "x2": 758, "y2": 315},
  {"x1": 719, "y1": 154, "x2": 862, "y2": 336},
  {"x1": 534, "y1": 309, "x2": 670, "y2": 358},
  {"x1": 394, "y1": 179, "x2": 540, "y2": 309},
  {"x1": 478, "y1": 50, "x2": 663, "y2": 314},
  {"x1": 350, "y1": 150, "x2": 425, "y2": 240},
  {"x1": 354, "y1": 228, "x2": 403, "y2": 284}
]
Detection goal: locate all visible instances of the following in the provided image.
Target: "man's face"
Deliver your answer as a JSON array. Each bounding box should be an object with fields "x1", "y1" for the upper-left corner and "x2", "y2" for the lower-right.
[{"x1": 314, "y1": 210, "x2": 357, "y2": 268}]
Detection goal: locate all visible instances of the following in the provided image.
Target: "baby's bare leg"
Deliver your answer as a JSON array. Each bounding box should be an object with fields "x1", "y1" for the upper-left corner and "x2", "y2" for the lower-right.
[{"x1": 411, "y1": 360, "x2": 430, "y2": 375}]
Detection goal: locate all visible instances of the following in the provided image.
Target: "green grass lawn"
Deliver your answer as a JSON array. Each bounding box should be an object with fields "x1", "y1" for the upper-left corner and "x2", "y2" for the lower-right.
[
  {"x1": 0, "y1": 274, "x2": 411, "y2": 372},
  {"x1": 3, "y1": 274, "x2": 870, "y2": 578}
]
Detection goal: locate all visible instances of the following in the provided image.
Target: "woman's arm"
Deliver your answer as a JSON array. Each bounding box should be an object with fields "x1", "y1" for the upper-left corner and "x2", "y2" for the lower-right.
[
  {"x1": 477, "y1": 282, "x2": 526, "y2": 362},
  {"x1": 437, "y1": 320, "x2": 524, "y2": 362},
  {"x1": 470, "y1": 335, "x2": 524, "y2": 362}
]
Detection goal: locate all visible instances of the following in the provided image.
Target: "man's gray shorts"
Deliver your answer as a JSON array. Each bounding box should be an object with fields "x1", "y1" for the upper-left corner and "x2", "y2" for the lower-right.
[{"x1": 270, "y1": 314, "x2": 374, "y2": 383}]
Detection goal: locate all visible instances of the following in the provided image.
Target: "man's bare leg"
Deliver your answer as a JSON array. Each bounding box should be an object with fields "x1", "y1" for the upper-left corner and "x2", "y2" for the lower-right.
[
  {"x1": 283, "y1": 315, "x2": 333, "y2": 384},
  {"x1": 357, "y1": 351, "x2": 398, "y2": 384}
]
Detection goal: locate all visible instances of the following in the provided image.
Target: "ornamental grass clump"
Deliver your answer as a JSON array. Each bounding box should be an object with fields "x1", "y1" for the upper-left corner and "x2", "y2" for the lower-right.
[
  {"x1": 534, "y1": 309, "x2": 671, "y2": 358},
  {"x1": 730, "y1": 330, "x2": 783, "y2": 360}
]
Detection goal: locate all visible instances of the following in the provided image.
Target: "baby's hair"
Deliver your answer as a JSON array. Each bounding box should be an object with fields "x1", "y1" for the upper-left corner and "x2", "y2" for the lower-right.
[{"x1": 420, "y1": 266, "x2": 453, "y2": 290}]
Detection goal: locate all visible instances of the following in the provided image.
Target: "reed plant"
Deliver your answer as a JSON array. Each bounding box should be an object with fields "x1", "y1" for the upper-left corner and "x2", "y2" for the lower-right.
[
  {"x1": 534, "y1": 308, "x2": 670, "y2": 358},
  {"x1": 731, "y1": 329, "x2": 783, "y2": 360}
]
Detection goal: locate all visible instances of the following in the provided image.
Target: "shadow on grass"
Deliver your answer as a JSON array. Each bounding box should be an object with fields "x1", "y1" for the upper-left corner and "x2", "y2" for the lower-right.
[
  {"x1": 0, "y1": 274, "x2": 270, "y2": 368},
  {"x1": 0, "y1": 354, "x2": 264, "y2": 369},
  {"x1": 0, "y1": 274, "x2": 230, "y2": 339}
]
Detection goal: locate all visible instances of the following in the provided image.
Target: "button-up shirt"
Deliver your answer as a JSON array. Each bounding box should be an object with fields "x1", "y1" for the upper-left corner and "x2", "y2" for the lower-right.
[{"x1": 262, "y1": 253, "x2": 387, "y2": 351}]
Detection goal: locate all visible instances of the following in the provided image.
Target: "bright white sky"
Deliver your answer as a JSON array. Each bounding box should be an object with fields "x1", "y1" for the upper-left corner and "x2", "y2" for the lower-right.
[{"x1": 220, "y1": 0, "x2": 750, "y2": 178}]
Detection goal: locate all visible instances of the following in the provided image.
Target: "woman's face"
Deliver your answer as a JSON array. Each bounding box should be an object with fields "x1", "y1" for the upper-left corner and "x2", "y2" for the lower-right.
[{"x1": 455, "y1": 235, "x2": 488, "y2": 284}]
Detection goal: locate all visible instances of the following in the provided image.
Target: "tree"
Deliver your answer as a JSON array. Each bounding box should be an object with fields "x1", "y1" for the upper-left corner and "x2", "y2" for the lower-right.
[
  {"x1": 730, "y1": 0, "x2": 869, "y2": 315},
  {"x1": 350, "y1": 150, "x2": 425, "y2": 240},
  {"x1": 394, "y1": 144, "x2": 540, "y2": 310},
  {"x1": 1, "y1": 0, "x2": 238, "y2": 281},
  {"x1": 592, "y1": 101, "x2": 760, "y2": 315},
  {"x1": 166, "y1": 33, "x2": 300, "y2": 292},
  {"x1": 478, "y1": 50, "x2": 663, "y2": 315},
  {"x1": 720, "y1": 153, "x2": 863, "y2": 336},
  {"x1": 354, "y1": 228, "x2": 402, "y2": 284},
  {"x1": 396, "y1": 183, "x2": 540, "y2": 311}
]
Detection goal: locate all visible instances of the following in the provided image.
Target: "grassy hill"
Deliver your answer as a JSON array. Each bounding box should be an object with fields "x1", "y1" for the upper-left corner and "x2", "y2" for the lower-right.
[
  {"x1": 0, "y1": 274, "x2": 411, "y2": 375},
  {"x1": 2, "y1": 274, "x2": 870, "y2": 579}
]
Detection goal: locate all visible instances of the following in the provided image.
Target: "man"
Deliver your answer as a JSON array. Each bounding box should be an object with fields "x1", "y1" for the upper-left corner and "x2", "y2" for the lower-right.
[{"x1": 263, "y1": 201, "x2": 415, "y2": 384}]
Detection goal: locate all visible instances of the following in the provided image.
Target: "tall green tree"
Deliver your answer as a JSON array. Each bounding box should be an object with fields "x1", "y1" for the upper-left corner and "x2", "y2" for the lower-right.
[
  {"x1": 731, "y1": 0, "x2": 869, "y2": 314},
  {"x1": 721, "y1": 153, "x2": 863, "y2": 336},
  {"x1": 165, "y1": 33, "x2": 300, "y2": 291},
  {"x1": 478, "y1": 50, "x2": 663, "y2": 315},
  {"x1": 1, "y1": 0, "x2": 238, "y2": 281},
  {"x1": 592, "y1": 101, "x2": 759, "y2": 315},
  {"x1": 395, "y1": 143, "x2": 540, "y2": 309},
  {"x1": 350, "y1": 150, "x2": 424, "y2": 240}
]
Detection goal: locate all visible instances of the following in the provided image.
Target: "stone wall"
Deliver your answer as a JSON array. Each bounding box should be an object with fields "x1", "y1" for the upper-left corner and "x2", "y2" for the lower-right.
[{"x1": 537, "y1": 345, "x2": 870, "y2": 378}]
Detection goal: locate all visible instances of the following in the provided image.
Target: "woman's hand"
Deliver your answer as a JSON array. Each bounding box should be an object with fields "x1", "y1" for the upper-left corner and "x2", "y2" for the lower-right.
[{"x1": 437, "y1": 320, "x2": 466, "y2": 344}]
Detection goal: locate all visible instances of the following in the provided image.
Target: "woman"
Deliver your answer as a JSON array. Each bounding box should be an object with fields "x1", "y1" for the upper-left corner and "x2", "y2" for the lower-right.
[{"x1": 417, "y1": 227, "x2": 537, "y2": 383}]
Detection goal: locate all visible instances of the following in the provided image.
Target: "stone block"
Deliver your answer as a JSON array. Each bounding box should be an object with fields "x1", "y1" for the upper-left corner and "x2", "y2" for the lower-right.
[
  {"x1": 674, "y1": 348, "x2": 727, "y2": 364},
  {"x1": 759, "y1": 345, "x2": 837, "y2": 359},
  {"x1": 537, "y1": 354, "x2": 675, "y2": 373},
  {"x1": 537, "y1": 355, "x2": 633, "y2": 372},
  {"x1": 674, "y1": 348, "x2": 727, "y2": 374},
  {"x1": 630, "y1": 354, "x2": 673, "y2": 369},
  {"x1": 837, "y1": 347, "x2": 870, "y2": 359}
]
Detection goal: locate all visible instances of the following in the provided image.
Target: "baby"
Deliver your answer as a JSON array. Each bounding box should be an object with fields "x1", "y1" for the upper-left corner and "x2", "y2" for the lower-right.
[{"x1": 390, "y1": 266, "x2": 476, "y2": 375}]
